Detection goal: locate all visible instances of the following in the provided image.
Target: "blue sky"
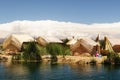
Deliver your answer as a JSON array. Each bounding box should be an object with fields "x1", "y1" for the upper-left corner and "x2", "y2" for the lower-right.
[{"x1": 0, "y1": 0, "x2": 120, "y2": 24}]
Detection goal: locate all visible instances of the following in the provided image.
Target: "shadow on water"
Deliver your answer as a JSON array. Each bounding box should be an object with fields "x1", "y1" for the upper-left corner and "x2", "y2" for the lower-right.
[
  {"x1": 103, "y1": 64, "x2": 120, "y2": 71},
  {"x1": 21, "y1": 62, "x2": 41, "y2": 73},
  {"x1": 15, "y1": 62, "x2": 42, "y2": 80}
]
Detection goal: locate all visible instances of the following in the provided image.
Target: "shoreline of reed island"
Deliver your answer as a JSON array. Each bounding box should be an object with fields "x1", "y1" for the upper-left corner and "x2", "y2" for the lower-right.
[
  {"x1": 1, "y1": 43, "x2": 120, "y2": 65},
  {"x1": 0, "y1": 54, "x2": 107, "y2": 64},
  {"x1": 1, "y1": 34, "x2": 120, "y2": 65},
  {"x1": 41, "y1": 55, "x2": 107, "y2": 64},
  {"x1": 1, "y1": 54, "x2": 120, "y2": 65}
]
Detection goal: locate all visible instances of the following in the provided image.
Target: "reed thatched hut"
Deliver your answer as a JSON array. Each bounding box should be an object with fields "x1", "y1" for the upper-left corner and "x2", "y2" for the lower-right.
[
  {"x1": 3, "y1": 34, "x2": 34, "y2": 54},
  {"x1": 37, "y1": 36, "x2": 63, "y2": 46},
  {"x1": 105, "y1": 37, "x2": 120, "y2": 53},
  {"x1": 69, "y1": 38, "x2": 100, "y2": 56}
]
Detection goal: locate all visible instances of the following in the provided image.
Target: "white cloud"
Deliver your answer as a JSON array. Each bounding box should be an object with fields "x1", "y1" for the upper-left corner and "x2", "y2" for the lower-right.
[{"x1": 0, "y1": 20, "x2": 120, "y2": 39}]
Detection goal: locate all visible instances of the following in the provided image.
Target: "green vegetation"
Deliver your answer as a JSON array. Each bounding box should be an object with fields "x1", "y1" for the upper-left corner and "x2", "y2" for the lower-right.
[
  {"x1": 99, "y1": 40, "x2": 105, "y2": 49},
  {"x1": 46, "y1": 43, "x2": 63, "y2": 55},
  {"x1": 99, "y1": 38, "x2": 120, "y2": 64},
  {"x1": 37, "y1": 46, "x2": 48, "y2": 55},
  {"x1": 62, "y1": 38, "x2": 71, "y2": 58},
  {"x1": 46, "y1": 43, "x2": 62, "y2": 62},
  {"x1": 62, "y1": 46, "x2": 71, "y2": 58},
  {"x1": 105, "y1": 52, "x2": 120, "y2": 64},
  {"x1": 22, "y1": 42, "x2": 42, "y2": 61},
  {"x1": 46, "y1": 43, "x2": 71, "y2": 62},
  {"x1": 10, "y1": 39, "x2": 71, "y2": 62},
  {"x1": 46, "y1": 43, "x2": 71, "y2": 55}
]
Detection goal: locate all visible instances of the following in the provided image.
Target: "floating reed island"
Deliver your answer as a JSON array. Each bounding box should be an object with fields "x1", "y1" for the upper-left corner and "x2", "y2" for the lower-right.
[{"x1": 0, "y1": 34, "x2": 120, "y2": 64}]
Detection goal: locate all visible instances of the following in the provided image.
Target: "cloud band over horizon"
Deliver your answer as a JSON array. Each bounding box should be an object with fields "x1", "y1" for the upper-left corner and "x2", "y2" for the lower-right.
[{"x1": 0, "y1": 20, "x2": 120, "y2": 39}]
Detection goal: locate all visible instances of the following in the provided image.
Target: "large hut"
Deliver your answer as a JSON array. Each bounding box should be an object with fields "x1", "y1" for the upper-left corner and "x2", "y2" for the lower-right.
[
  {"x1": 3, "y1": 34, "x2": 34, "y2": 54},
  {"x1": 37, "y1": 36, "x2": 63, "y2": 46},
  {"x1": 69, "y1": 38, "x2": 100, "y2": 56}
]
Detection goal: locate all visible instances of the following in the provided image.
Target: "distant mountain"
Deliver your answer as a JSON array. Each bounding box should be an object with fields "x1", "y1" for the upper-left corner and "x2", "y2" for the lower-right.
[{"x1": 0, "y1": 20, "x2": 120, "y2": 39}]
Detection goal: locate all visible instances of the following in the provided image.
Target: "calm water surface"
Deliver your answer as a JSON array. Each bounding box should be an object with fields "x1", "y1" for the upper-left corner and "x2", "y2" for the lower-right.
[{"x1": 0, "y1": 62, "x2": 120, "y2": 80}]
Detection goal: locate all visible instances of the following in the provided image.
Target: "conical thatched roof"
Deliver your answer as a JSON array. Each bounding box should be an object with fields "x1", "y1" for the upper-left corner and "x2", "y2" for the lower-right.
[
  {"x1": 37, "y1": 37, "x2": 47, "y2": 46},
  {"x1": 71, "y1": 37, "x2": 99, "y2": 55},
  {"x1": 80, "y1": 38, "x2": 99, "y2": 52},
  {"x1": 104, "y1": 36, "x2": 114, "y2": 53},
  {"x1": 3, "y1": 34, "x2": 34, "y2": 51},
  {"x1": 103, "y1": 36, "x2": 120, "y2": 53}
]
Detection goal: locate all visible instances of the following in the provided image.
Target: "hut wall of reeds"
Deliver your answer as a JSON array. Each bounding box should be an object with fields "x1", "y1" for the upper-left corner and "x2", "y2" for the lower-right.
[
  {"x1": 3, "y1": 34, "x2": 34, "y2": 54},
  {"x1": 69, "y1": 38, "x2": 99, "y2": 56}
]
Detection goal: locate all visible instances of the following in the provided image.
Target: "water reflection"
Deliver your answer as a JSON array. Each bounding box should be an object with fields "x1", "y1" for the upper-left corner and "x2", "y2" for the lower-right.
[
  {"x1": 69, "y1": 64, "x2": 120, "y2": 80},
  {"x1": 0, "y1": 62, "x2": 120, "y2": 80},
  {"x1": 69, "y1": 64, "x2": 103, "y2": 73},
  {"x1": 0, "y1": 62, "x2": 41, "y2": 80},
  {"x1": 104, "y1": 64, "x2": 120, "y2": 71}
]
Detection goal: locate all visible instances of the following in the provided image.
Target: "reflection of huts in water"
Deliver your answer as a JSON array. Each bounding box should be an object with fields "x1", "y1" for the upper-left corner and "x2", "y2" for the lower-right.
[
  {"x1": 3, "y1": 34, "x2": 34, "y2": 54},
  {"x1": 67, "y1": 38, "x2": 100, "y2": 56},
  {"x1": 37, "y1": 36, "x2": 63, "y2": 46}
]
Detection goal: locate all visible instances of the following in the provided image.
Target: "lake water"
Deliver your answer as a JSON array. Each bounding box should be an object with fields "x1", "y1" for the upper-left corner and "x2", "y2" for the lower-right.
[{"x1": 0, "y1": 62, "x2": 120, "y2": 80}]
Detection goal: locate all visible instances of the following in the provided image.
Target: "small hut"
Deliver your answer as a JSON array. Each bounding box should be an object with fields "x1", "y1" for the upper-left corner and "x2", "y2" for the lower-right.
[
  {"x1": 3, "y1": 34, "x2": 34, "y2": 54},
  {"x1": 106, "y1": 37, "x2": 120, "y2": 53},
  {"x1": 37, "y1": 36, "x2": 63, "y2": 46},
  {"x1": 36, "y1": 37, "x2": 47, "y2": 46},
  {"x1": 70, "y1": 38, "x2": 100, "y2": 56}
]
